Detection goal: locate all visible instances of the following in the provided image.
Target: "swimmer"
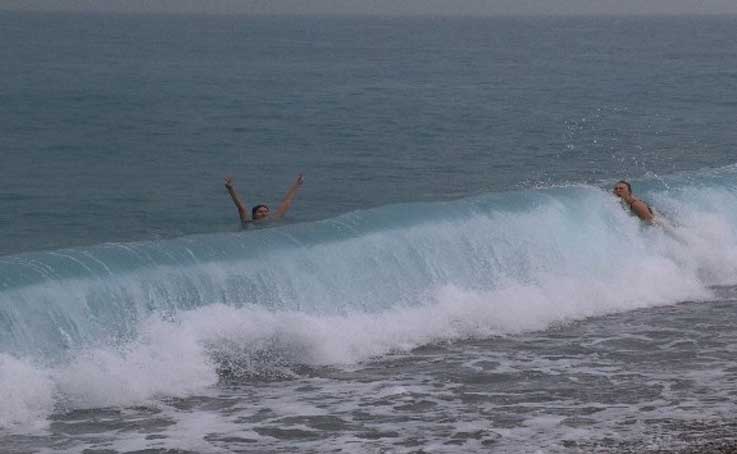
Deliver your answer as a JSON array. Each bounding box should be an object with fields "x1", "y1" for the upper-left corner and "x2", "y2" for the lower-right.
[
  {"x1": 224, "y1": 174, "x2": 304, "y2": 226},
  {"x1": 613, "y1": 180, "x2": 655, "y2": 224}
]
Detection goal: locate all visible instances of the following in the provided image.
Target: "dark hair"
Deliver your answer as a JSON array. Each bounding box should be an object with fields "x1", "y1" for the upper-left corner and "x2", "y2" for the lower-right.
[
  {"x1": 616, "y1": 180, "x2": 632, "y2": 193},
  {"x1": 252, "y1": 204, "x2": 269, "y2": 218}
]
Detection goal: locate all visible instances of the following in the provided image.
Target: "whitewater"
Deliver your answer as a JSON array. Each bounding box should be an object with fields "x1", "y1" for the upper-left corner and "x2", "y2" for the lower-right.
[{"x1": 2, "y1": 167, "x2": 737, "y2": 452}]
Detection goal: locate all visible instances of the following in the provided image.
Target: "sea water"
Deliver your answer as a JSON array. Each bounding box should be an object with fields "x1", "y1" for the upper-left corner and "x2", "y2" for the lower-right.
[{"x1": 1, "y1": 12, "x2": 737, "y2": 453}]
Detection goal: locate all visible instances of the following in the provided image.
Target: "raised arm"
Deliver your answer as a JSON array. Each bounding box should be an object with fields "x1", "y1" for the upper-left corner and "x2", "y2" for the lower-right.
[
  {"x1": 224, "y1": 176, "x2": 249, "y2": 224},
  {"x1": 274, "y1": 174, "x2": 304, "y2": 219}
]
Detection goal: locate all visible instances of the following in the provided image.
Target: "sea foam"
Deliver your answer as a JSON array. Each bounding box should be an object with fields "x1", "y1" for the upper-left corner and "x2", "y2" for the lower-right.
[{"x1": 1, "y1": 168, "x2": 737, "y2": 428}]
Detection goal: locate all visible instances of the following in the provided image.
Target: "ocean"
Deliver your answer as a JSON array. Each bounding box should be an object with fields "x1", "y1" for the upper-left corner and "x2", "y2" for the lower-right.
[{"x1": 1, "y1": 11, "x2": 737, "y2": 453}]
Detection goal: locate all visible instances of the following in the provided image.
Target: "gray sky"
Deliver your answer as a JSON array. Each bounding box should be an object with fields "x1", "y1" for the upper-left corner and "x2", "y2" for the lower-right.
[{"x1": 2, "y1": 0, "x2": 737, "y2": 16}]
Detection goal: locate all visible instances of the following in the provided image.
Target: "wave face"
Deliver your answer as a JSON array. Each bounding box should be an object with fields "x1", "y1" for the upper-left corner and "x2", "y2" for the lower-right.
[{"x1": 2, "y1": 166, "x2": 737, "y2": 427}]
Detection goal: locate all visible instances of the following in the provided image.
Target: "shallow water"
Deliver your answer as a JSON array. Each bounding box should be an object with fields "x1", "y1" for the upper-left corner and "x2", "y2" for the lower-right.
[{"x1": 4, "y1": 293, "x2": 736, "y2": 454}]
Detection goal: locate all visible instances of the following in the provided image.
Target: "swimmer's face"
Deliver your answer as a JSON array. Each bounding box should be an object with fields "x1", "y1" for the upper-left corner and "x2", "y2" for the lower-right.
[
  {"x1": 253, "y1": 206, "x2": 270, "y2": 220},
  {"x1": 613, "y1": 183, "x2": 630, "y2": 198}
]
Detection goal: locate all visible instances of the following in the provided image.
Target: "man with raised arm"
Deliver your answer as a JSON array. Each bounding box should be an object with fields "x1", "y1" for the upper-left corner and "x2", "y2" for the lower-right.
[{"x1": 224, "y1": 174, "x2": 304, "y2": 227}]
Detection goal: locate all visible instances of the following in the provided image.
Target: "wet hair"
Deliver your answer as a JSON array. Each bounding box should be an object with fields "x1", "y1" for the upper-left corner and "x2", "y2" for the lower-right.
[
  {"x1": 252, "y1": 204, "x2": 269, "y2": 218},
  {"x1": 616, "y1": 180, "x2": 632, "y2": 193}
]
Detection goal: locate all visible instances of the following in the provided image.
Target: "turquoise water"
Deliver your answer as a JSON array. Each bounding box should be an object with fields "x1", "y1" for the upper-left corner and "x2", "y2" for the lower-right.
[{"x1": 2, "y1": 12, "x2": 737, "y2": 453}]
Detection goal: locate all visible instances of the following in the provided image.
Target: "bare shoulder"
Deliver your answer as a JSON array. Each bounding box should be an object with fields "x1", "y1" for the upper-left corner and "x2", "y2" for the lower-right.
[{"x1": 630, "y1": 199, "x2": 654, "y2": 222}]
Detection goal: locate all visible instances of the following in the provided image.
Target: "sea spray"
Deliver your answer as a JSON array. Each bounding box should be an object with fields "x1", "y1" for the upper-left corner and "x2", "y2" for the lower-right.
[
  {"x1": 1, "y1": 168, "x2": 737, "y2": 425},
  {"x1": 2, "y1": 180, "x2": 736, "y2": 360},
  {"x1": 0, "y1": 354, "x2": 53, "y2": 429}
]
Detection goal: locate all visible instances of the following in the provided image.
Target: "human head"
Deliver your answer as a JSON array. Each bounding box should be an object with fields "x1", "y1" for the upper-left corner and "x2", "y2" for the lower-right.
[
  {"x1": 613, "y1": 180, "x2": 632, "y2": 199},
  {"x1": 252, "y1": 204, "x2": 270, "y2": 220}
]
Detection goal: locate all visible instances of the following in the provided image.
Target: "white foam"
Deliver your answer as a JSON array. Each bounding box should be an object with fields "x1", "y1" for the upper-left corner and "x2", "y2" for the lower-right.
[
  {"x1": 3, "y1": 181, "x2": 737, "y2": 433},
  {"x1": 654, "y1": 187, "x2": 737, "y2": 285},
  {"x1": 54, "y1": 316, "x2": 218, "y2": 409},
  {"x1": 0, "y1": 354, "x2": 53, "y2": 430},
  {"x1": 0, "y1": 237, "x2": 716, "y2": 430}
]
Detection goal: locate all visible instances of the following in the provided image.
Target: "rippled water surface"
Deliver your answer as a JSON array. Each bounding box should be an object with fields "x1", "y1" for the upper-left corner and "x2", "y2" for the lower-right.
[
  {"x1": 3, "y1": 13, "x2": 737, "y2": 453},
  {"x1": 5, "y1": 293, "x2": 736, "y2": 454}
]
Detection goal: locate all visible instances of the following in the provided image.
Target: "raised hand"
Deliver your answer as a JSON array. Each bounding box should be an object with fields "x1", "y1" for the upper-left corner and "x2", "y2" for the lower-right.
[{"x1": 274, "y1": 174, "x2": 304, "y2": 219}]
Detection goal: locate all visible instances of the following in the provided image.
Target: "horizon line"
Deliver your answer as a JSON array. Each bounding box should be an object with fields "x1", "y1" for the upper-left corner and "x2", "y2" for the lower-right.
[{"x1": 2, "y1": 8, "x2": 737, "y2": 18}]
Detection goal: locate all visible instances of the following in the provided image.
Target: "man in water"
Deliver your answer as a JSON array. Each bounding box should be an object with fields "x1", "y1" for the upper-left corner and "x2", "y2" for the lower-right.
[
  {"x1": 613, "y1": 180, "x2": 655, "y2": 224},
  {"x1": 225, "y1": 174, "x2": 304, "y2": 227}
]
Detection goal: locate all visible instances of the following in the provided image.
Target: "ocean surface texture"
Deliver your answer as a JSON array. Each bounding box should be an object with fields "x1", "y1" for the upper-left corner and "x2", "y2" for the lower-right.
[{"x1": 1, "y1": 12, "x2": 737, "y2": 454}]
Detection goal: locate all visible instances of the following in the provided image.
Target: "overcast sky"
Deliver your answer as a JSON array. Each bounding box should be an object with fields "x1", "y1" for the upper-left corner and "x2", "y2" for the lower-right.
[{"x1": 2, "y1": 0, "x2": 737, "y2": 16}]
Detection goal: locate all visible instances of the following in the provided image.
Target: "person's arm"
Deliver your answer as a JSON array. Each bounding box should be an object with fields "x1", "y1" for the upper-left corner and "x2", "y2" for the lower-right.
[
  {"x1": 274, "y1": 174, "x2": 304, "y2": 219},
  {"x1": 224, "y1": 176, "x2": 249, "y2": 224},
  {"x1": 630, "y1": 199, "x2": 655, "y2": 224}
]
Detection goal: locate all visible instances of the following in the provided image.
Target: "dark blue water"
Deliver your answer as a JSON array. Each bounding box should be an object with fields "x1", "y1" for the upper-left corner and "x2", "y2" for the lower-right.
[
  {"x1": 2, "y1": 13, "x2": 736, "y2": 256},
  {"x1": 2, "y1": 12, "x2": 737, "y2": 453}
]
